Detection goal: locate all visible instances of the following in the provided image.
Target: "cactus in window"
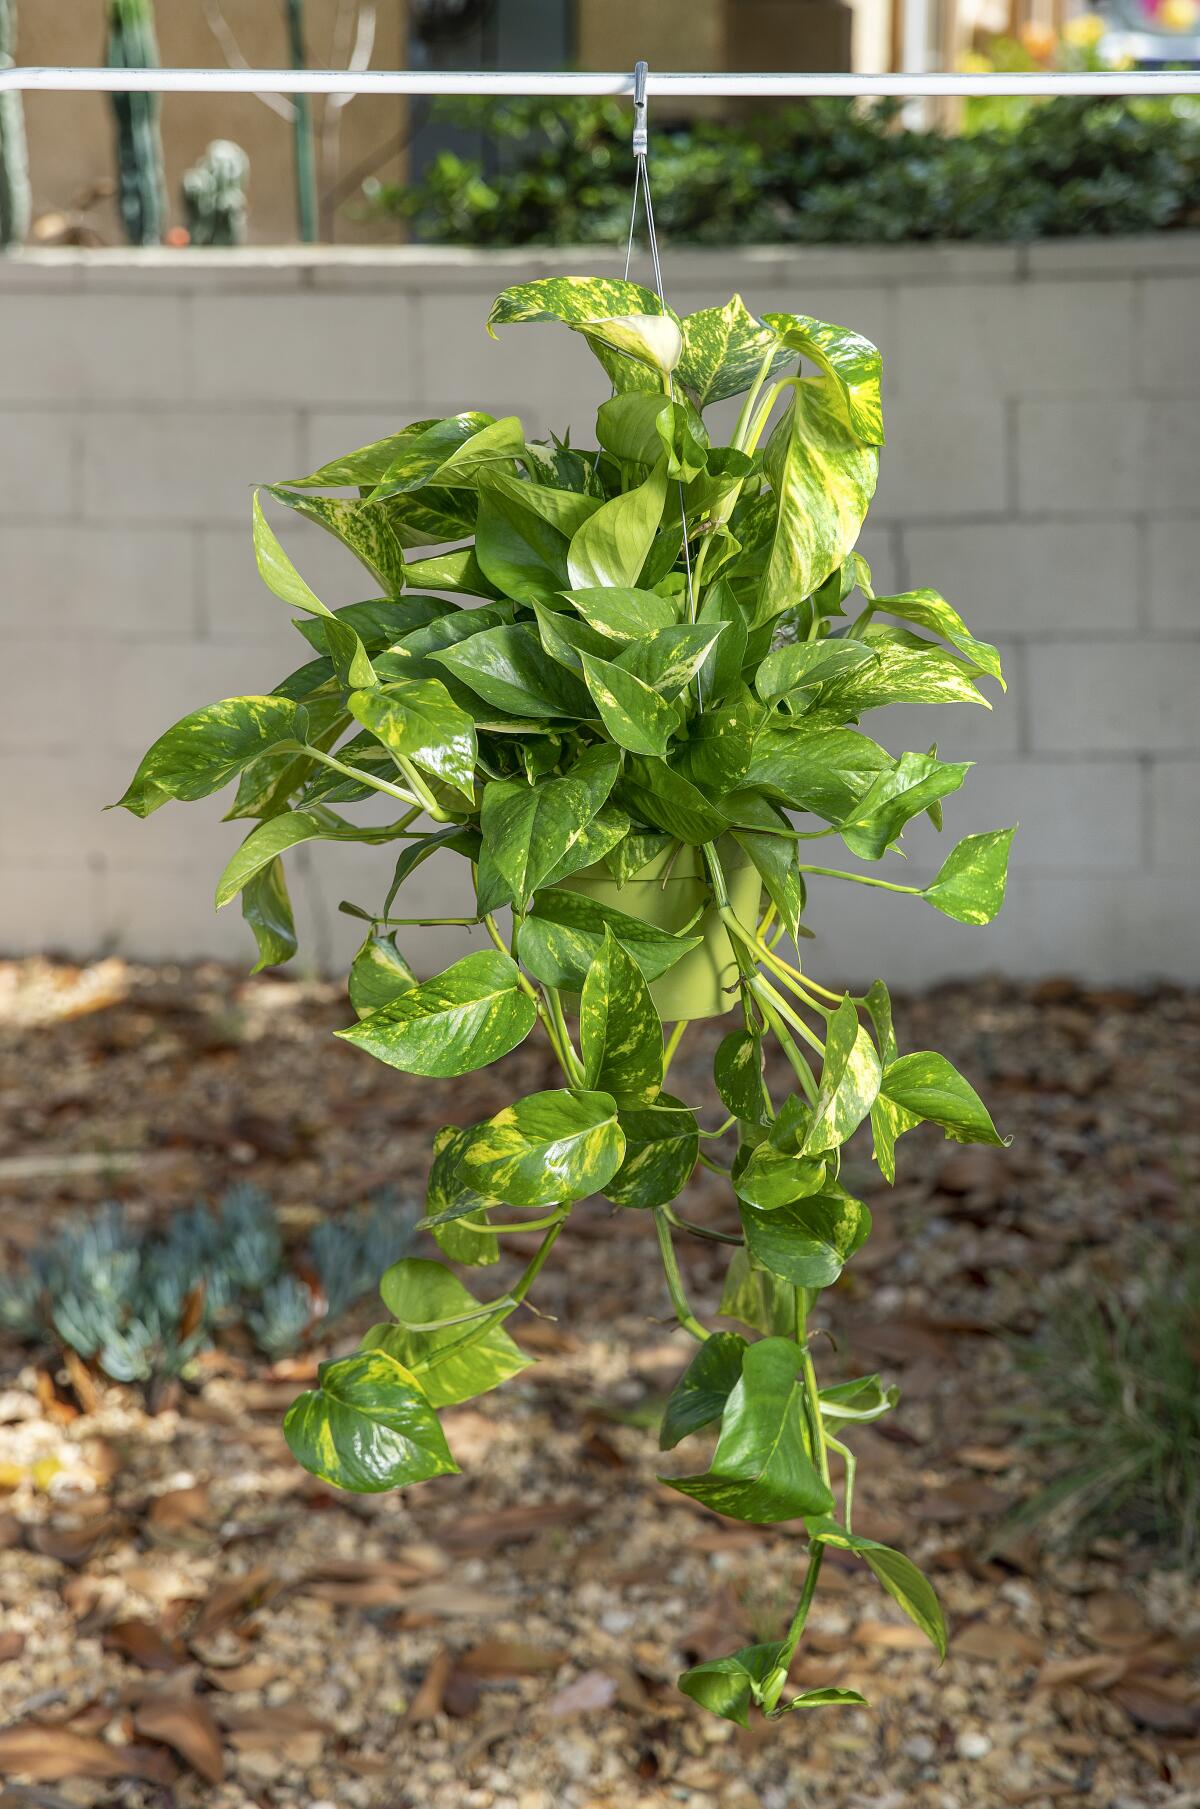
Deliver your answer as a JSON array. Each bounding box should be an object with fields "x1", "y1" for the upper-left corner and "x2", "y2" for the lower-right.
[
  {"x1": 0, "y1": 0, "x2": 31, "y2": 249},
  {"x1": 106, "y1": 0, "x2": 167, "y2": 246}
]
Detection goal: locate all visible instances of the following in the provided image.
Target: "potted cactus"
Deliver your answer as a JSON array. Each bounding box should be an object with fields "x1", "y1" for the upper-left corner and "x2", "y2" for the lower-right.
[{"x1": 117, "y1": 277, "x2": 1012, "y2": 1725}]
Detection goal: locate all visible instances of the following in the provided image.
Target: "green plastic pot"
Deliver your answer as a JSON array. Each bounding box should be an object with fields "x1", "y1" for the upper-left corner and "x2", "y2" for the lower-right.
[{"x1": 556, "y1": 837, "x2": 761, "y2": 1023}]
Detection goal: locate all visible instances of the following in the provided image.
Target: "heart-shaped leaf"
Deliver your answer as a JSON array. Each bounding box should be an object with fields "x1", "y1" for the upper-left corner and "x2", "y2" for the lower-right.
[
  {"x1": 283, "y1": 1349, "x2": 458, "y2": 1493},
  {"x1": 459, "y1": 1088, "x2": 625, "y2": 1208},
  {"x1": 336, "y1": 950, "x2": 536, "y2": 1077},
  {"x1": 580, "y1": 928, "x2": 664, "y2": 1107}
]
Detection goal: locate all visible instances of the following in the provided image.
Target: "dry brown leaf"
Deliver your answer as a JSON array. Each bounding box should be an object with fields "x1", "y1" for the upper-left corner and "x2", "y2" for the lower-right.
[
  {"x1": 396, "y1": 1581, "x2": 507, "y2": 1620},
  {"x1": 203, "y1": 1660, "x2": 277, "y2": 1692},
  {"x1": 854, "y1": 1620, "x2": 933, "y2": 1651},
  {"x1": 543, "y1": 1669, "x2": 618, "y2": 1718},
  {"x1": 190, "y1": 1565, "x2": 278, "y2": 1638},
  {"x1": 147, "y1": 1484, "x2": 212, "y2": 1533},
  {"x1": 0, "y1": 1513, "x2": 22, "y2": 1550},
  {"x1": 134, "y1": 1693, "x2": 225, "y2": 1784},
  {"x1": 408, "y1": 1647, "x2": 453, "y2": 1723},
  {"x1": 219, "y1": 1703, "x2": 327, "y2": 1767},
  {"x1": 29, "y1": 1515, "x2": 121, "y2": 1567},
  {"x1": 0, "y1": 1725, "x2": 175, "y2": 1785},
  {"x1": 439, "y1": 1500, "x2": 593, "y2": 1553},
  {"x1": 103, "y1": 1618, "x2": 188, "y2": 1671},
  {"x1": 1110, "y1": 1680, "x2": 1200, "y2": 1735},
  {"x1": 1085, "y1": 1589, "x2": 1153, "y2": 1650},
  {"x1": 0, "y1": 1632, "x2": 26, "y2": 1662},
  {"x1": 1037, "y1": 1653, "x2": 1133, "y2": 1691},
  {"x1": 956, "y1": 1444, "x2": 1021, "y2": 1473},
  {"x1": 952, "y1": 1621, "x2": 1042, "y2": 1665},
  {"x1": 460, "y1": 1640, "x2": 569, "y2": 1678}
]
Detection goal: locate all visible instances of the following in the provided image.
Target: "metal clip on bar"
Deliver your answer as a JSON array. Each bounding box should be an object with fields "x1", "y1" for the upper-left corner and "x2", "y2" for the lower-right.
[{"x1": 632, "y1": 60, "x2": 648, "y2": 158}]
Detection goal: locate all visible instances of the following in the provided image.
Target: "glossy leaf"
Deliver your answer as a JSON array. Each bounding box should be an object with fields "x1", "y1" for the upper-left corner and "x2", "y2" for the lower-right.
[
  {"x1": 480, "y1": 746, "x2": 619, "y2": 911},
  {"x1": 266, "y1": 486, "x2": 409, "y2": 595},
  {"x1": 678, "y1": 1641, "x2": 787, "y2": 1727},
  {"x1": 840, "y1": 751, "x2": 971, "y2": 861},
  {"x1": 754, "y1": 381, "x2": 879, "y2": 630},
  {"x1": 565, "y1": 586, "x2": 679, "y2": 643},
  {"x1": 459, "y1": 1087, "x2": 624, "y2": 1208},
  {"x1": 252, "y1": 489, "x2": 335, "y2": 619},
  {"x1": 348, "y1": 929, "x2": 416, "y2": 1018},
  {"x1": 718, "y1": 1249, "x2": 798, "y2": 1338},
  {"x1": 742, "y1": 723, "x2": 893, "y2": 824},
  {"x1": 283, "y1": 1349, "x2": 458, "y2": 1493},
  {"x1": 869, "y1": 588, "x2": 1004, "y2": 684},
  {"x1": 616, "y1": 624, "x2": 724, "y2": 700},
  {"x1": 739, "y1": 1189, "x2": 871, "y2": 1289},
  {"x1": 567, "y1": 458, "x2": 669, "y2": 590},
  {"x1": 664, "y1": 1336, "x2": 834, "y2": 1522},
  {"x1": 580, "y1": 651, "x2": 679, "y2": 756},
  {"x1": 804, "y1": 1520, "x2": 947, "y2": 1659},
  {"x1": 294, "y1": 595, "x2": 455, "y2": 656},
  {"x1": 732, "y1": 829, "x2": 806, "y2": 941},
  {"x1": 474, "y1": 478, "x2": 572, "y2": 603},
  {"x1": 336, "y1": 949, "x2": 536, "y2": 1077},
  {"x1": 819, "y1": 1374, "x2": 899, "y2": 1425},
  {"x1": 115, "y1": 697, "x2": 300, "y2": 818},
  {"x1": 659, "y1": 1332, "x2": 747, "y2": 1450},
  {"x1": 368, "y1": 413, "x2": 523, "y2": 502},
  {"x1": 922, "y1": 828, "x2": 1015, "y2": 924},
  {"x1": 214, "y1": 808, "x2": 404, "y2": 909},
  {"x1": 604, "y1": 1094, "x2": 699, "y2": 1210},
  {"x1": 678, "y1": 295, "x2": 790, "y2": 407},
  {"x1": 424, "y1": 1124, "x2": 498, "y2": 1267},
  {"x1": 580, "y1": 928, "x2": 664, "y2": 1107},
  {"x1": 430, "y1": 624, "x2": 591, "y2": 720},
  {"x1": 518, "y1": 889, "x2": 701, "y2": 992},
  {"x1": 241, "y1": 859, "x2": 296, "y2": 973},
  {"x1": 734, "y1": 1143, "x2": 827, "y2": 1212},
  {"x1": 367, "y1": 1258, "x2": 530, "y2": 1407},
  {"x1": 617, "y1": 758, "x2": 730, "y2": 845},
  {"x1": 879, "y1": 1052, "x2": 1007, "y2": 1148},
  {"x1": 280, "y1": 419, "x2": 441, "y2": 489},
  {"x1": 349, "y1": 679, "x2": 477, "y2": 805},
  {"x1": 714, "y1": 1028, "x2": 769, "y2": 1126},
  {"x1": 762, "y1": 313, "x2": 885, "y2": 446},
  {"x1": 803, "y1": 998, "x2": 882, "y2": 1156}
]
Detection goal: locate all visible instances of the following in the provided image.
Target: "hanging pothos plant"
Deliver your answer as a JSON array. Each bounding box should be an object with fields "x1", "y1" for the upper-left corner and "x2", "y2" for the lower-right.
[{"x1": 116, "y1": 276, "x2": 1013, "y2": 1727}]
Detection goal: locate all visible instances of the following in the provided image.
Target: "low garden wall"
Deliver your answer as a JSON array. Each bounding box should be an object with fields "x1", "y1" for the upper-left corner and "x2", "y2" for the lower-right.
[{"x1": 1, "y1": 239, "x2": 1197, "y2": 986}]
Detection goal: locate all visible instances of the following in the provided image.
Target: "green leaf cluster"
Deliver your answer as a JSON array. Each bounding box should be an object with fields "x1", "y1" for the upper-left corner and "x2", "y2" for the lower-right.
[{"x1": 118, "y1": 276, "x2": 1013, "y2": 1731}]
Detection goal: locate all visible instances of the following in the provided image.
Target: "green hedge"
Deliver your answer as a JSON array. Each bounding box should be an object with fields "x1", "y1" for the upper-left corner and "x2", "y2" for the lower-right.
[{"x1": 370, "y1": 95, "x2": 1200, "y2": 245}]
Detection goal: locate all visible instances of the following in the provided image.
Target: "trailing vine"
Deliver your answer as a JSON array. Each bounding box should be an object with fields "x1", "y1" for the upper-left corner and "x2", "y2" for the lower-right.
[{"x1": 116, "y1": 278, "x2": 1012, "y2": 1726}]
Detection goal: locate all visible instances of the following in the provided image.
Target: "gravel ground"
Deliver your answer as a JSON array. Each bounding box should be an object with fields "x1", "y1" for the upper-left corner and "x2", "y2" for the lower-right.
[{"x1": 0, "y1": 956, "x2": 1197, "y2": 1809}]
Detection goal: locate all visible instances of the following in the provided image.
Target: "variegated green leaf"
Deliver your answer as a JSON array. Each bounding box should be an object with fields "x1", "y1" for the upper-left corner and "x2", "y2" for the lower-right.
[
  {"x1": 923, "y1": 828, "x2": 1015, "y2": 924},
  {"x1": 348, "y1": 928, "x2": 416, "y2": 1018},
  {"x1": 579, "y1": 651, "x2": 679, "y2": 757},
  {"x1": 368, "y1": 413, "x2": 522, "y2": 502},
  {"x1": 336, "y1": 949, "x2": 536, "y2": 1077},
  {"x1": 283, "y1": 1349, "x2": 457, "y2": 1493},
  {"x1": 604, "y1": 1094, "x2": 699, "y2": 1210},
  {"x1": 678, "y1": 295, "x2": 791, "y2": 408},
  {"x1": 803, "y1": 998, "x2": 882, "y2": 1155},
  {"x1": 518, "y1": 890, "x2": 701, "y2": 992},
  {"x1": 366, "y1": 1258, "x2": 530, "y2": 1408},
  {"x1": 868, "y1": 588, "x2": 1004, "y2": 684},
  {"x1": 839, "y1": 751, "x2": 971, "y2": 861},
  {"x1": 266, "y1": 486, "x2": 409, "y2": 595},
  {"x1": 739, "y1": 1189, "x2": 871, "y2": 1289},
  {"x1": 459, "y1": 1087, "x2": 625, "y2": 1208},
  {"x1": 430, "y1": 624, "x2": 591, "y2": 719},
  {"x1": 567, "y1": 457, "x2": 669, "y2": 591},
  {"x1": 114, "y1": 696, "x2": 301, "y2": 818},
  {"x1": 762, "y1": 313, "x2": 885, "y2": 446},
  {"x1": 241, "y1": 858, "x2": 297, "y2": 974},
  {"x1": 580, "y1": 927, "x2": 663, "y2": 1107},
  {"x1": 349, "y1": 678, "x2": 477, "y2": 804},
  {"x1": 480, "y1": 746, "x2": 619, "y2": 911}
]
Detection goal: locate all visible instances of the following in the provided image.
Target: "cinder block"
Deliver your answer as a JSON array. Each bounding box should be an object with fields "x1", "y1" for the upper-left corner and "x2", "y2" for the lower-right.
[
  {"x1": 1145, "y1": 517, "x2": 1200, "y2": 631},
  {"x1": 872, "y1": 397, "x2": 1008, "y2": 522},
  {"x1": 0, "y1": 410, "x2": 77, "y2": 518},
  {"x1": 198, "y1": 519, "x2": 369, "y2": 645},
  {"x1": 948, "y1": 758, "x2": 1142, "y2": 872},
  {"x1": 99, "y1": 864, "x2": 257, "y2": 965},
  {"x1": 0, "y1": 639, "x2": 91, "y2": 752},
  {"x1": 0, "y1": 293, "x2": 191, "y2": 405},
  {"x1": 1028, "y1": 640, "x2": 1200, "y2": 754},
  {"x1": 1027, "y1": 237, "x2": 1200, "y2": 278},
  {"x1": 191, "y1": 293, "x2": 418, "y2": 404},
  {"x1": 899, "y1": 519, "x2": 1138, "y2": 638},
  {"x1": 81, "y1": 409, "x2": 303, "y2": 524},
  {"x1": 1, "y1": 523, "x2": 198, "y2": 637},
  {"x1": 0, "y1": 855, "x2": 106, "y2": 960},
  {"x1": 1015, "y1": 398, "x2": 1145, "y2": 515},
  {"x1": 1149, "y1": 759, "x2": 1200, "y2": 869},
  {"x1": 1143, "y1": 401, "x2": 1200, "y2": 513},
  {"x1": 1137, "y1": 279, "x2": 1200, "y2": 392},
  {"x1": 87, "y1": 639, "x2": 293, "y2": 758},
  {"x1": 897, "y1": 280, "x2": 1134, "y2": 399},
  {"x1": 300, "y1": 410, "x2": 427, "y2": 476}
]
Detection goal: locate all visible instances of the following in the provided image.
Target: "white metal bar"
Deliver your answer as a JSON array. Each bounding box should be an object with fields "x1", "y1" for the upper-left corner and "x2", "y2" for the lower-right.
[{"x1": 3, "y1": 66, "x2": 1200, "y2": 99}]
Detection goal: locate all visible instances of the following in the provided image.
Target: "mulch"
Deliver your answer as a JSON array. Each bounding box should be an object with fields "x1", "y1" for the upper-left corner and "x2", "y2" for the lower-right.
[{"x1": 0, "y1": 955, "x2": 1197, "y2": 1809}]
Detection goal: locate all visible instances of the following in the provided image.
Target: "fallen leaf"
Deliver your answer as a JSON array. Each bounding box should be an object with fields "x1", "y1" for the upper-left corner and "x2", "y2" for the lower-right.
[
  {"x1": 147, "y1": 1485, "x2": 213, "y2": 1533},
  {"x1": 219, "y1": 1704, "x2": 326, "y2": 1767},
  {"x1": 952, "y1": 1621, "x2": 1042, "y2": 1665},
  {"x1": 134, "y1": 1693, "x2": 225, "y2": 1784},
  {"x1": 1085, "y1": 1590, "x2": 1153, "y2": 1650},
  {"x1": 543, "y1": 1669, "x2": 618, "y2": 1718},
  {"x1": 1110, "y1": 1680, "x2": 1200, "y2": 1735},
  {"x1": 203, "y1": 1660, "x2": 278, "y2": 1692},
  {"x1": 408, "y1": 1648, "x2": 453, "y2": 1723},
  {"x1": 855, "y1": 1620, "x2": 933, "y2": 1651},
  {"x1": 29, "y1": 1516, "x2": 123, "y2": 1566},
  {"x1": 440, "y1": 1501, "x2": 593, "y2": 1553},
  {"x1": 460, "y1": 1641, "x2": 569, "y2": 1678},
  {"x1": 956, "y1": 1444, "x2": 1021, "y2": 1473},
  {"x1": 190, "y1": 1566, "x2": 278, "y2": 1638},
  {"x1": 0, "y1": 1632, "x2": 26, "y2": 1661},
  {"x1": 444, "y1": 1669, "x2": 482, "y2": 1718},
  {"x1": 0, "y1": 1726, "x2": 175, "y2": 1784},
  {"x1": 396, "y1": 1582, "x2": 506, "y2": 1621},
  {"x1": 1037, "y1": 1653, "x2": 1134, "y2": 1692},
  {"x1": 103, "y1": 1619, "x2": 187, "y2": 1672}
]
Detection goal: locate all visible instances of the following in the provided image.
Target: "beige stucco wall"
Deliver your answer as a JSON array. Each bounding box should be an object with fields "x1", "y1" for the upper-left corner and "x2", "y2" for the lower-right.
[{"x1": 16, "y1": 2, "x2": 408, "y2": 245}]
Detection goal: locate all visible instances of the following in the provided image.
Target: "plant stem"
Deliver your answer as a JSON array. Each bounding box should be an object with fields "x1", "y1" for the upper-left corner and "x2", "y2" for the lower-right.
[
  {"x1": 750, "y1": 982, "x2": 819, "y2": 1105},
  {"x1": 546, "y1": 987, "x2": 586, "y2": 1085},
  {"x1": 393, "y1": 754, "x2": 453, "y2": 823},
  {"x1": 409, "y1": 1212, "x2": 568, "y2": 1370},
  {"x1": 302, "y1": 745, "x2": 424, "y2": 811},
  {"x1": 731, "y1": 343, "x2": 782, "y2": 452},
  {"x1": 697, "y1": 1151, "x2": 732, "y2": 1177},
  {"x1": 653, "y1": 1207, "x2": 709, "y2": 1342},
  {"x1": 827, "y1": 1433, "x2": 857, "y2": 1532},
  {"x1": 776, "y1": 1544, "x2": 825, "y2": 1676},
  {"x1": 797, "y1": 864, "x2": 923, "y2": 898},
  {"x1": 456, "y1": 1208, "x2": 567, "y2": 1235},
  {"x1": 664, "y1": 1205, "x2": 743, "y2": 1246},
  {"x1": 662, "y1": 1019, "x2": 688, "y2": 1078}
]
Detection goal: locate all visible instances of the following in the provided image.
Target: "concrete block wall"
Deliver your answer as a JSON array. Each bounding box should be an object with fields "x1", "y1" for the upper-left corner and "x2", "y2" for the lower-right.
[{"x1": 1, "y1": 241, "x2": 1198, "y2": 988}]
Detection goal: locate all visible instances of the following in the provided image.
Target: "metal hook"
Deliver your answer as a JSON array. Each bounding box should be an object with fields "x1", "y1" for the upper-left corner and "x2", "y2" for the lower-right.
[{"x1": 632, "y1": 59, "x2": 648, "y2": 158}]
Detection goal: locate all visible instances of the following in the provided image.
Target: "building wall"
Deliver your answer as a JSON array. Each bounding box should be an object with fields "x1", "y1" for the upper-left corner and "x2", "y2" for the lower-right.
[{"x1": 1, "y1": 239, "x2": 1198, "y2": 988}]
